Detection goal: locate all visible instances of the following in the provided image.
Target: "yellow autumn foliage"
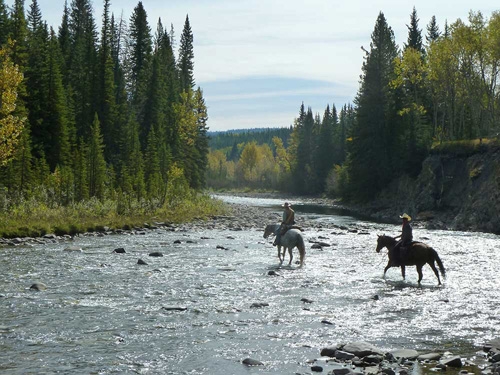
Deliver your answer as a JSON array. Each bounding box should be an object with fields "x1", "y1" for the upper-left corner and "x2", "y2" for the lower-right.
[{"x1": 0, "y1": 42, "x2": 25, "y2": 166}]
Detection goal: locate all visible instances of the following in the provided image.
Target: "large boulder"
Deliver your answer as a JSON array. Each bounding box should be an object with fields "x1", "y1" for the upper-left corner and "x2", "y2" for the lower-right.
[
  {"x1": 389, "y1": 349, "x2": 419, "y2": 360},
  {"x1": 342, "y1": 342, "x2": 384, "y2": 357}
]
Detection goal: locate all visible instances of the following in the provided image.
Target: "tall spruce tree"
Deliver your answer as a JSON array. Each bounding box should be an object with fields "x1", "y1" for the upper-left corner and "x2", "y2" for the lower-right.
[
  {"x1": 58, "y1": 1, "x2": 71, "y2": 80},
  {"x1": 313, "y1": 104, "x2": 335, "y2": 193},
  {"x1": 426, "y1": 15, "x2": 440, "y2": 45},
  {"x1": 87, "y1": 113, "x2": 106, "y2": 198},
  {"x1": 178, "y1": 14, "x2": 194, "y2": 92},
  {"x1": 67, "y1": 0, "x2": 98, "y2": 138},
  {"x1": 395, "y1": 7, "x2": 431, "y2": 176},
  {"x1": 97, "y1": 0, "x2": 119, "y2": 163},
  {"x1": 128, "y1": 0, "x2": 152, "y2": 112},
  {"x1": 404, "y1": 7, "x2": 424, "y2": 54},
  {"x1": 26, "y1": 0, "x2": 51, "y2": 164},
  {"x1": 47, "y1": 27, "x2": 71, "y2": 167},
  {"x1": 347, "y1": 12, "x2": 399, "y2": 201},
  {"x1": 0, "y1": 0, "x2": 10, "y2": 45}
]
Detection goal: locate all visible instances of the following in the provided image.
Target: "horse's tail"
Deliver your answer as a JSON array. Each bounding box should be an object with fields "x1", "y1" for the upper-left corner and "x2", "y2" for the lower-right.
[
  {"x1": 297, "y1": 234, "x2": 306, "y2": 266},
  {"x1": 432, "y1": 248, "x2": 446, "y2": 278}
]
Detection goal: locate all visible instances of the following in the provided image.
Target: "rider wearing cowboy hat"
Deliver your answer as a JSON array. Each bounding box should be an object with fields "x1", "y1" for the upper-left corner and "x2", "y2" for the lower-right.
[
  {"x1": 273, "y1": 202, "x2": 295, "y2": 246},
  {"x1": 394, "y1": 213, "x2": 413, "y2": 264}
]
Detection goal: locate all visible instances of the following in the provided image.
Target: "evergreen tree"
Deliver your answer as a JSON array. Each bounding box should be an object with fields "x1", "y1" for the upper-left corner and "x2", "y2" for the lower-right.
[
  {"x1": 144, "y1": 127, "x2": 163, "y2": 200},
  {"x1": 46, "y1": 28, "x2": 71, "y2": 167},
  {"x1": 404, "y1": 7, "x2": 424, "y2": 54},
  {"x1": 67, "y1": 0, "x2": 98, "y2": 138},
  {"x1": 313, "y1": 104, "x2": 335, "y2": 193},
  {"x1": 0, "y1": 0, "x2": 9, "y2": 45},
  {"x1": 58, "y1": 0, "x2": 71, "y2": 80},
  {"x1": 426, "y1": 15, "x2": 440, "y2": 44},
  {"x1": 193, "y1": 87, "x2": 209, "y2": 188},
  {"x1": 9, "y1": 0, "x2": 29, "y2": 69},
  {"x1": 26, "y1": 1, "x2": 50, "y2": 162},
  {"x1": 347, "y1": 12, "x2": 399, "y2": 201},
  {"x1": 335, "y1": 104, "x2": 354, "y2": 165},
  {"x1": 87, "y1": 113, "x2": 106, "y2": 198},
  {"x1": 178, "y1": 14, "x2": 194, "y2": 92},
  {"x1": 121, "y1": 115, "x2": 145, "y2": 200},
  {"x1": 291, "y1": 104, "x2": 315, "y2": 194},
  {"x1": 96, "y1": 0, "x2": 119, "y2": 163},
  {"x1": 128, "y1": 0, "x2": 152, "y2": 109},
  {"x1": 73, "y1": 137, "x2": 89, "y2": 200}
]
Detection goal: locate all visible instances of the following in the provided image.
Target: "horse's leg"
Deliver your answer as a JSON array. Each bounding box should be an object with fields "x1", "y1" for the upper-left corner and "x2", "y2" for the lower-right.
[
  {"x1": 288, "y1": 247, "x2": 293, "y2": 265},
  {"x1": 298, "y1": 244, "x2": 305, "y2": 267},
  {"x1": 383, "y1": 262, "x2": 391, "y2": 278},
  {"x1": 429, "y1": 262, "x2": 441, "y2": 285},
  {"x1": 416, "y1": 265, "x2": 423, "y2": 285},
  {"x1": 401, "y1": 265, "x2": 406, "y2": 280},
  {"x1": 277, "y1": 245, "x2": 283, "y2": 264}
]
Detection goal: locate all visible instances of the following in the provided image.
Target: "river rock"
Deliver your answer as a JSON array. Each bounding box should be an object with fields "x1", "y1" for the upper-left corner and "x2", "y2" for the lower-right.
[
  {"x1": 320, "y1": 347, "x2": 338, "y2": 357},
  {"x1": 64, "y1": 246, "x2": 83, "y2": 252},
  {"x1": 335, "y1": 350, "x2": 356, "y2": 360},
  {"x1": 490, "y1": 352, "x2": 500, "y2": 362},
  {"x1": 148, "y1": 251, "x2": 163, "y2": 257},
  {"x1": 301, "y1": 298, "x2": 314, "y2": 304},
  {"x1": 162, "y1": 306, "x2": 187, "y2": 311},
  {"x1": 113, "y1": 248, "x2": 126, "y2": 253},
  {"x1": 250, "y1": 302, "x2": 269, "y2": 308},
  {"x1": 390, "y1": 349, "x2": 419, "y2": 360},
  {"x1": 418, "y1": 353, "x2": 442, "y2": 361},
  {"x1": 440, "y1": 356, "x2": 463, "y2": 368},
  {"x1": 364, "y1": 354, "x2": 383, "y2": 364},
  {"x1": 30, "y1": 282, "x2": 47, "y2": 291},
  {"x1": 311, "y1": 365, "x2": 323, "y2": 372},
  {"x1": 342, "y1": 341, "x2": 384, "y2": 357},
  {"x1": 242, "y1": 358, "x2": 264, "y2": 366},
  {"x1": 329, "y1": 368, "x2": 353, "y2": 375},
  {"x1": 267, "y1": 270, "x2": 280, "y2": 276},
  {"x1": 137, "y1": 259, "x2": 148, "y2": 265}
]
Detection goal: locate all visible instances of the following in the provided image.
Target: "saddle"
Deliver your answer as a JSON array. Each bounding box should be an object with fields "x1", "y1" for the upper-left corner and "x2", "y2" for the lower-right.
[{"x1": 280, "y1": 224, "x2": 303, "y2": 234}]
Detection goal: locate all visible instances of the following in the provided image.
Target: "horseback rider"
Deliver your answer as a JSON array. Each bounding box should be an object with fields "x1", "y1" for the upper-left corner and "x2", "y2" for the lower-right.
[
  {"x1": 273, "y1": 202, "x2": 295, "y2": 246},
  {"x1": 394, "y1": 213, "x2": 413, "y2": 264}
]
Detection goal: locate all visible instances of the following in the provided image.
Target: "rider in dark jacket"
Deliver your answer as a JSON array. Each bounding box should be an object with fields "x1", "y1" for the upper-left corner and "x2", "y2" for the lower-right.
[{"x1": 394, "y1": 213, "x2": 412, "y2": 264}]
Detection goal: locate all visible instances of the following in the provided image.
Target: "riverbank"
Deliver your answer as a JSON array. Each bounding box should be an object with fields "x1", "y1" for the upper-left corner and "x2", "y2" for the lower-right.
[{"x1": 0, "y1": 193, "x2": 227, "y2": 240}]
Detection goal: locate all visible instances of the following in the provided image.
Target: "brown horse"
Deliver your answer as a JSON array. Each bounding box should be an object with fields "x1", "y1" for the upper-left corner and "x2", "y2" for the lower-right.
[{"x1": 375, "y1": 235, "x2": 446, "y2": 285}]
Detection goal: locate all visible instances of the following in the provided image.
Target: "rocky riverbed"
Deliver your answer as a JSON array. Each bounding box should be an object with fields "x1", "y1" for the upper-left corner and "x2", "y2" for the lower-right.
[{"x1": 1, "y1": 194, "x2": 499, "y2": 374}]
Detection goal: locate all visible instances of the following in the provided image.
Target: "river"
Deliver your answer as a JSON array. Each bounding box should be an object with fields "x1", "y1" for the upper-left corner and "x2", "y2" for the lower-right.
[{"x1": 0, "y1": 195, "x2": 499, "y2": 374}]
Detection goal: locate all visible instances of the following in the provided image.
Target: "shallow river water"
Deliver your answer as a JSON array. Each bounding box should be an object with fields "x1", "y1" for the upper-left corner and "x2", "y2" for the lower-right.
[{"x1": 1, "y1": 195, "x2": 499, "y2": 374}]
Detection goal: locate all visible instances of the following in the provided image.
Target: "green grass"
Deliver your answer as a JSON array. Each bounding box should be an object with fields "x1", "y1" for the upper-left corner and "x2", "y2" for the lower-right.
[
  {"x1": 0, "y1": 194, "x2": 228, "y2": 239},
  {"x1": 430, "y1": 138, "x2": 500, "y2": 156}
]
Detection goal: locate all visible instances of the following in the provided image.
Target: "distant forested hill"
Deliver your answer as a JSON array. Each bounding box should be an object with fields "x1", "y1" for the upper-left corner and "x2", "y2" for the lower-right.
[{"x1": 208, "y1": 127, "x2": 293, "y2": 150}]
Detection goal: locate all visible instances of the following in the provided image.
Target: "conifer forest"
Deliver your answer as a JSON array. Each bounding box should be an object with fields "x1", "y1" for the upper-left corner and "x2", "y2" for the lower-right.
[{"x1": 0, "y1": 0, "x2": 216, "y2": 235}]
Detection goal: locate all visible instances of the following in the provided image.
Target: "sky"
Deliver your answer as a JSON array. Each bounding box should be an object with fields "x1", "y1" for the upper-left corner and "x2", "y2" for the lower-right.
[{"x1": 21, "y1": 1, "x2": 500, "y2": 131}]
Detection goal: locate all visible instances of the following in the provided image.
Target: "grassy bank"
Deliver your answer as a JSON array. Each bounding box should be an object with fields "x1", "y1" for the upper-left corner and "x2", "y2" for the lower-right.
[{"x1": 0, "y1": 193, "x2": 228, "y2": 238}]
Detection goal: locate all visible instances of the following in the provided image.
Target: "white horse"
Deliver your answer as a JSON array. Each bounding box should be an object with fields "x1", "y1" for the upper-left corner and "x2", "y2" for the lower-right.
[{"x1": 263, "y1": 224, "x2": 305, "y2": 267}]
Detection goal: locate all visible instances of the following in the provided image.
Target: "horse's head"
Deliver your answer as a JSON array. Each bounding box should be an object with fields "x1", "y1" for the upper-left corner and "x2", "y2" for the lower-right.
[
  {"x1": 263, "y1": 225, "x2": 274, "y2": 239},
  {"x1": 376, "y1": 234, "x2": 396, "y2": 252}
]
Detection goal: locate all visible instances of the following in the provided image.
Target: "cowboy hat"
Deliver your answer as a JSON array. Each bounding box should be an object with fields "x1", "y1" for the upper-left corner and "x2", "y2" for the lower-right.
[
  {"x1": 399, "y1": 213, "x2": 412, "y2": 221},
  {"x1": 282, "y1": 202, "x2": 292, "y2": 207}
]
